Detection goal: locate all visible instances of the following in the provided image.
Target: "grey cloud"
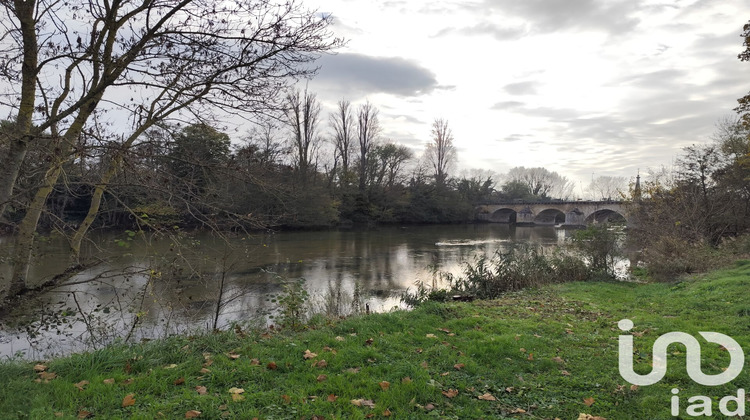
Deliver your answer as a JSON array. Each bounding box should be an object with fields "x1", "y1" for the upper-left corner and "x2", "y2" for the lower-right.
[
  {"x1": 480, "y1": 0, "x2": 642, "y2": 35},
  {"x1": 503, "y1": 81, "x2": 538, "y2": 95},
  {"x1": 491, "y1": 101, "x2": 525, "y2": 110},
  {"x1": 313, "y1": 53, "x2": 440, "y2": 97},
  {"x1": 434, "y1": 22, "x2": 527, "y2": 40}
]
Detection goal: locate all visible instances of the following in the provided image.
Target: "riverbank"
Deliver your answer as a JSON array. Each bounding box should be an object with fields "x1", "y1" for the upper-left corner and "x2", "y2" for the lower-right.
[{"x1": 1, "y1": 261, "x2": 749, "y2": 419}]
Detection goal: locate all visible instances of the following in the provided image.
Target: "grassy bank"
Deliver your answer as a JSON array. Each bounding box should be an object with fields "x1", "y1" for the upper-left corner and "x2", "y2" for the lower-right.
[{"x1": 2, "y1": 261, "x2": 750, "y2": 419}]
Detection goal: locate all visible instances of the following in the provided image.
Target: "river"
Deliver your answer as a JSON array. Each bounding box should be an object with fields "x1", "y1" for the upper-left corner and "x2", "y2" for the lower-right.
[{"x1": 0, "y1": 224, "x2": 576, "y2": 359}]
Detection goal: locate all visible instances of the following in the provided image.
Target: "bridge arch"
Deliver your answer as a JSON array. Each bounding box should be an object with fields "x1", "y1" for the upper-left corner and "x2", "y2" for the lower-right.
[
  {"x1": 534, "y1": 208, "x2": 566, "y2": 225},
  {"x1": 490, "y1": 208, "x2": 517, "y2": 223},
  {"x1": 585, "y1": 209, "x2": 627, "y2": 224}
]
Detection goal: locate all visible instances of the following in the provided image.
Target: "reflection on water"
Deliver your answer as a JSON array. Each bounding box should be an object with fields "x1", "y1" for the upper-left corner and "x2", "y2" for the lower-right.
[{"x1": 0, "y1": 224, "x2": 572, "y2": 358}]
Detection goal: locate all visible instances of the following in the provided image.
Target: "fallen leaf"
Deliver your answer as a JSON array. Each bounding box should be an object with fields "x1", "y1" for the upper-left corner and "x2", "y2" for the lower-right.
[
  {"x1": 454, "y1": 363, "x2": 465, "y2": 370},
  {"x1": 315, "y1": 360, "x2": 328, "y2": 368},
  {"x1": 164, "y1": 364, "x2": 178, "y2": 369},
  {"x1": 173, "y1": 377, "x2": 185, "y2": 385},
  {"x1": 195, "y1": 386, "x2": 207, "y2": 395},
  {"x1": 426, "y1": 334, "x2": 437, "y2": 338},
  {"x1": 505, "y1": 387, "x2": 514, "y2": 393},
  {"x1": 383, "y1": 409, "x2": 392, "y2": 416},
  {"x1": 345, "y1": 367, "x2": 361, "y2": 374},
  {"x1": 122, "y1": 378, "x2": 134, "y2": 385},
  {"x1": 441, "y1": 372, "x2": 450, "y2": 376},
  {"x1": 478, "y1": 393, "x2": 496, "y2": 401},
  {"x1": 226, "y1": 352, "x2": 240, "y2": 360},
  {"x1": 250, "y1": 358, "x2": 260, "y2": 366},
  {"x1": 185, "y1": 410, "x2": 201, "y2": 418},
  {"x1": 327, "y1": 394, "x2": 338, "y2": 402},
  {"x1": 577, "y1": 414, "x2": 607, "y2": 420},
  {"x1": 231, "y1": 394, "x2": 245, "y2": 402},
  {"x1": 552, "y1": 356, "x2": 565, "y2": 364},
  {"x1": 438, "y1": 328, "x2": 451, "y2": 333},
  {"x1": 103, "y1": 378, "x2": 115, "y2": 385},
  {"x1": 74, "y1": 380, "x2": 89, "y2": 391},
  {"x1": 442, "y1": 389, "x2": 459, "y2": 398},
  {"x1": 228, "y1": 388, "x2": 245, "y2": 394},
  {"x1": 304, "y1": 349, "x2": 318, "y2": 360},
  {"x1": 562, "y1": 370, "x2": 571, "y2": 376},
  {"x1": 527, "y1": 353, "x2": 534, "y2": 361},
  {"x1": 267, "y1": 362, "x2": 277, "y2": 370},
  {"x1": 335, "y1": 336, "x2": 345, "y2": 341},
  {"x1": 425, "y1": 403, "x2": 435, "y2": 411},
  {"x1": 77, "y1": 410, "x2": 92, "y2": 419},
  {"x1": 630, "y1": 384, "x2": 639, "y2": 391},
  {"x1": 402, "y1": 377, "x2": 412, "y2": 384},
  {"x1": 519, "y1": 348, "x2": 526, "y2": 353},
  {"x1": 420, "y1": 361, "x2": 428, "y2": 369},
  {"x1": 317, "y1": 374, "x2": 327, "y2": 382},
  {"x1": 38, "y1": 371, "x2": 57, "y2": 381},
  {"x1": 33, "y1": 364, "x2": 47, "y2": 372},
  {"x1": 199, "y1": 368, "x2": 211, "y2": 374},
  {"x1": 565, "y1": 328, "x2": 574, "y2": 334},
  {"x1": 583, "y1": 397, "x2": 595, "y2": 407},
  {"x1": 379, "y1": 381, "x2": 390, "y2": 391},
  {"x1": 510, "y1": 408, "x2": 527, "y2": 414},
  {"x1": 415, "y1": 348, "x2": 423, "y2": 354},
  {"x1": 364, "y1": 338, "x2": 374, "y2": 346},
  {"x1": 122, "y1": 393, "x2": 136, "y2": 407},
  {"x1": 365, "y1": 414, "x2": 375, "y2": 419},
  {"x1": 282, "y1": 394, "x2": 291, "y2": 403}
]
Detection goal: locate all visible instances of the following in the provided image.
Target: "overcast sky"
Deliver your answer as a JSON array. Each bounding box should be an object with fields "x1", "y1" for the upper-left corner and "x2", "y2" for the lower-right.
[{"x1": 304, "y1": 0, "x2": 748, "y2": 194}]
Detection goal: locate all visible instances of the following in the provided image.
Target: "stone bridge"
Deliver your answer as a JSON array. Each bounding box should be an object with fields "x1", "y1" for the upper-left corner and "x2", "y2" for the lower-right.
[{"x1": 476, "y1": 200, "x2": 629, "y2": 227}]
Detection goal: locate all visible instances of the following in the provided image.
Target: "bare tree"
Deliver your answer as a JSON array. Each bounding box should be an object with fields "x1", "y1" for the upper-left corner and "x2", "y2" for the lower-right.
[
  {"x1": 506, "y1": 167, "x2": 573, "y2": 199},
  {"x1": 587, "y1": 176, "x2": 627, "y2": 200},
  {"x1": 329, "y1": 99, "x2": 355, "y2": 183},
  {"x1": 283, "y1": 87, "x2": 322, "y2": 177},
  {"x1": 0, "y1": 0, "x2": 340, "y2": 298},
  {"x1": 356, "y1": 101, "x2": 381, "y2": 194},
  {"x1": 426, "y1": 118, "x2": 456, "y2": 187}
]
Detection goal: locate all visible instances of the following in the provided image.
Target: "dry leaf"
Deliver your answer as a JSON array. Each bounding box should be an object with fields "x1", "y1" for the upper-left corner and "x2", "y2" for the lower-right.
[
  {"x1": 577, "y1": 414, "x2": 607, "y2": 420},
  {"x1": 562, "y1": 370, "x2": 571, "y2": 376},
  {"x1": 351, "y1": 399, "x2": 376, "y2": 408},
  {"x1": 441, "y1": 372, "x2": 450, "y2": 376},
  {"x1": 304, "y1": 349, "x2": 318, "y2": 360},
  {"x1": 74, "y1": 380, "x2": 89, "y2": 391},
  {"x1": 426, "y1": 334, "x2": 437, "y2": 338},
  {"x1": 282, "y1": 394, "x2": 291, "y2": 403},
  {"x1": 39, "y1": 371, "x2": 57, "y2": 381},
  {"x1": 231, "y1": 394, "x2": 245, "y2": 402},
  {"x1": 185, "y1": 410, "x2": 201, "y2": 418},
  {"x1": 164, "y1": 364, "x2": 178, "y2": 369},
  {"x1": 315, "y1": 360, "x2": 328, "y2": 368},
  {"x1": 103, "y1": 378, "x2": 115, "y2": 385},
  {"x1": 454, "y1": 363, "x2": 465, "y2": 370},
  {"x1": 228, "y1": 387, "x2": 245, "y2": 394},
  {"x1": 195, "y1": 386, "x2": 207, "y2": 395},
  {"x1": 583, "y1": 397, "x2": 595, "y2": 407},
  {"x1": 478, "y1": 393, "x2": 496, "y2": 401},
  {"x1": 420, "y1": 361, "x2": 428, "y2": 369},
  {"x1": 226, "y1": 352, "x2": 240, "y2": 360},
  {"x1": 335, "y1": 336, "x2": 345, "y2": 341},
  {"x1": 33, "y1": 364, "x2": 47, "y2": 372},
  {"x1": 442, "y1": 389, "x2": 458, "y2": 398},
  {"x1": 199, "y1": 368, "x2": 211, "y2": 374},
  {"x1": 379, "y1": 381, "x2": 390, "y2": 391},
  {"x1": 630, "y1": 384, "x2": 639, "y2": 391},
  {"x1": 173, "y1": 377, "x2": 185, "y2": 385},
  {"x1": 519, "y1": 348, "x2": 526, "y2": 353},
  {"x1": 552, "y1": 356, "x2": 565, "y2": 364},
  {"x1": 383, "y1": 409, "x2": 392, "y2": 417},
  {"x1": 527, "y1": 353, "x2": 534, "y2": 361},
  {"x1": 122, "y1": 378, "x2": 134, "y2": 385},
  {"x1": 317, "y1": 374, "x2": 327, "y2": 382},
  {"x1": 122, "y1": 393, "x2": 136, "y2": 408},
  {"x1": 250, "y1": 358, "x2": 260, "y2": 366},
  {"x1": 77, "y1": 410, "x2": 92, "y2": 419},
  {"x1": 415, "y1": 348, "x2": 423, "y2": 354},
  {"x1": 364, "y1": 338, "x2": 374, "y2": 346},
  {"x1": 327, "y1": 394, "x2": 338, "y2": 402},
  {"x1": 267, "y1": 362, "x2": 277, "y2": 370},
  {"x1": 402, "y1": 377, "x2": 412, "y2": 384},
  {"x1": 438, "y1": 328, "x2": 451, "y2": 333},
  {"x1": 345, "y1": 367, "x2": 361, "y2": 374},
  {"x1": 510, "y1": 408, "x2": 527, "y2": 414},
  {"x1": 425, "y1": 403, "x2": 435, "y2": 411}
]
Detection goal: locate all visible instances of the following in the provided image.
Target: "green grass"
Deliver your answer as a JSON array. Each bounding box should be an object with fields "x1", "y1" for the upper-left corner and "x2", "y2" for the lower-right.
[{"x1": 2, "y1": 260, "x2": 750, "y2": 419}]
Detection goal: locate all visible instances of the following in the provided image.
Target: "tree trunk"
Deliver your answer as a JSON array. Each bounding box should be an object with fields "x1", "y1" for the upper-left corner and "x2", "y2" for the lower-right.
[{"x1": 0, "y1": 136, "x2": 29, "y2": 219}]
